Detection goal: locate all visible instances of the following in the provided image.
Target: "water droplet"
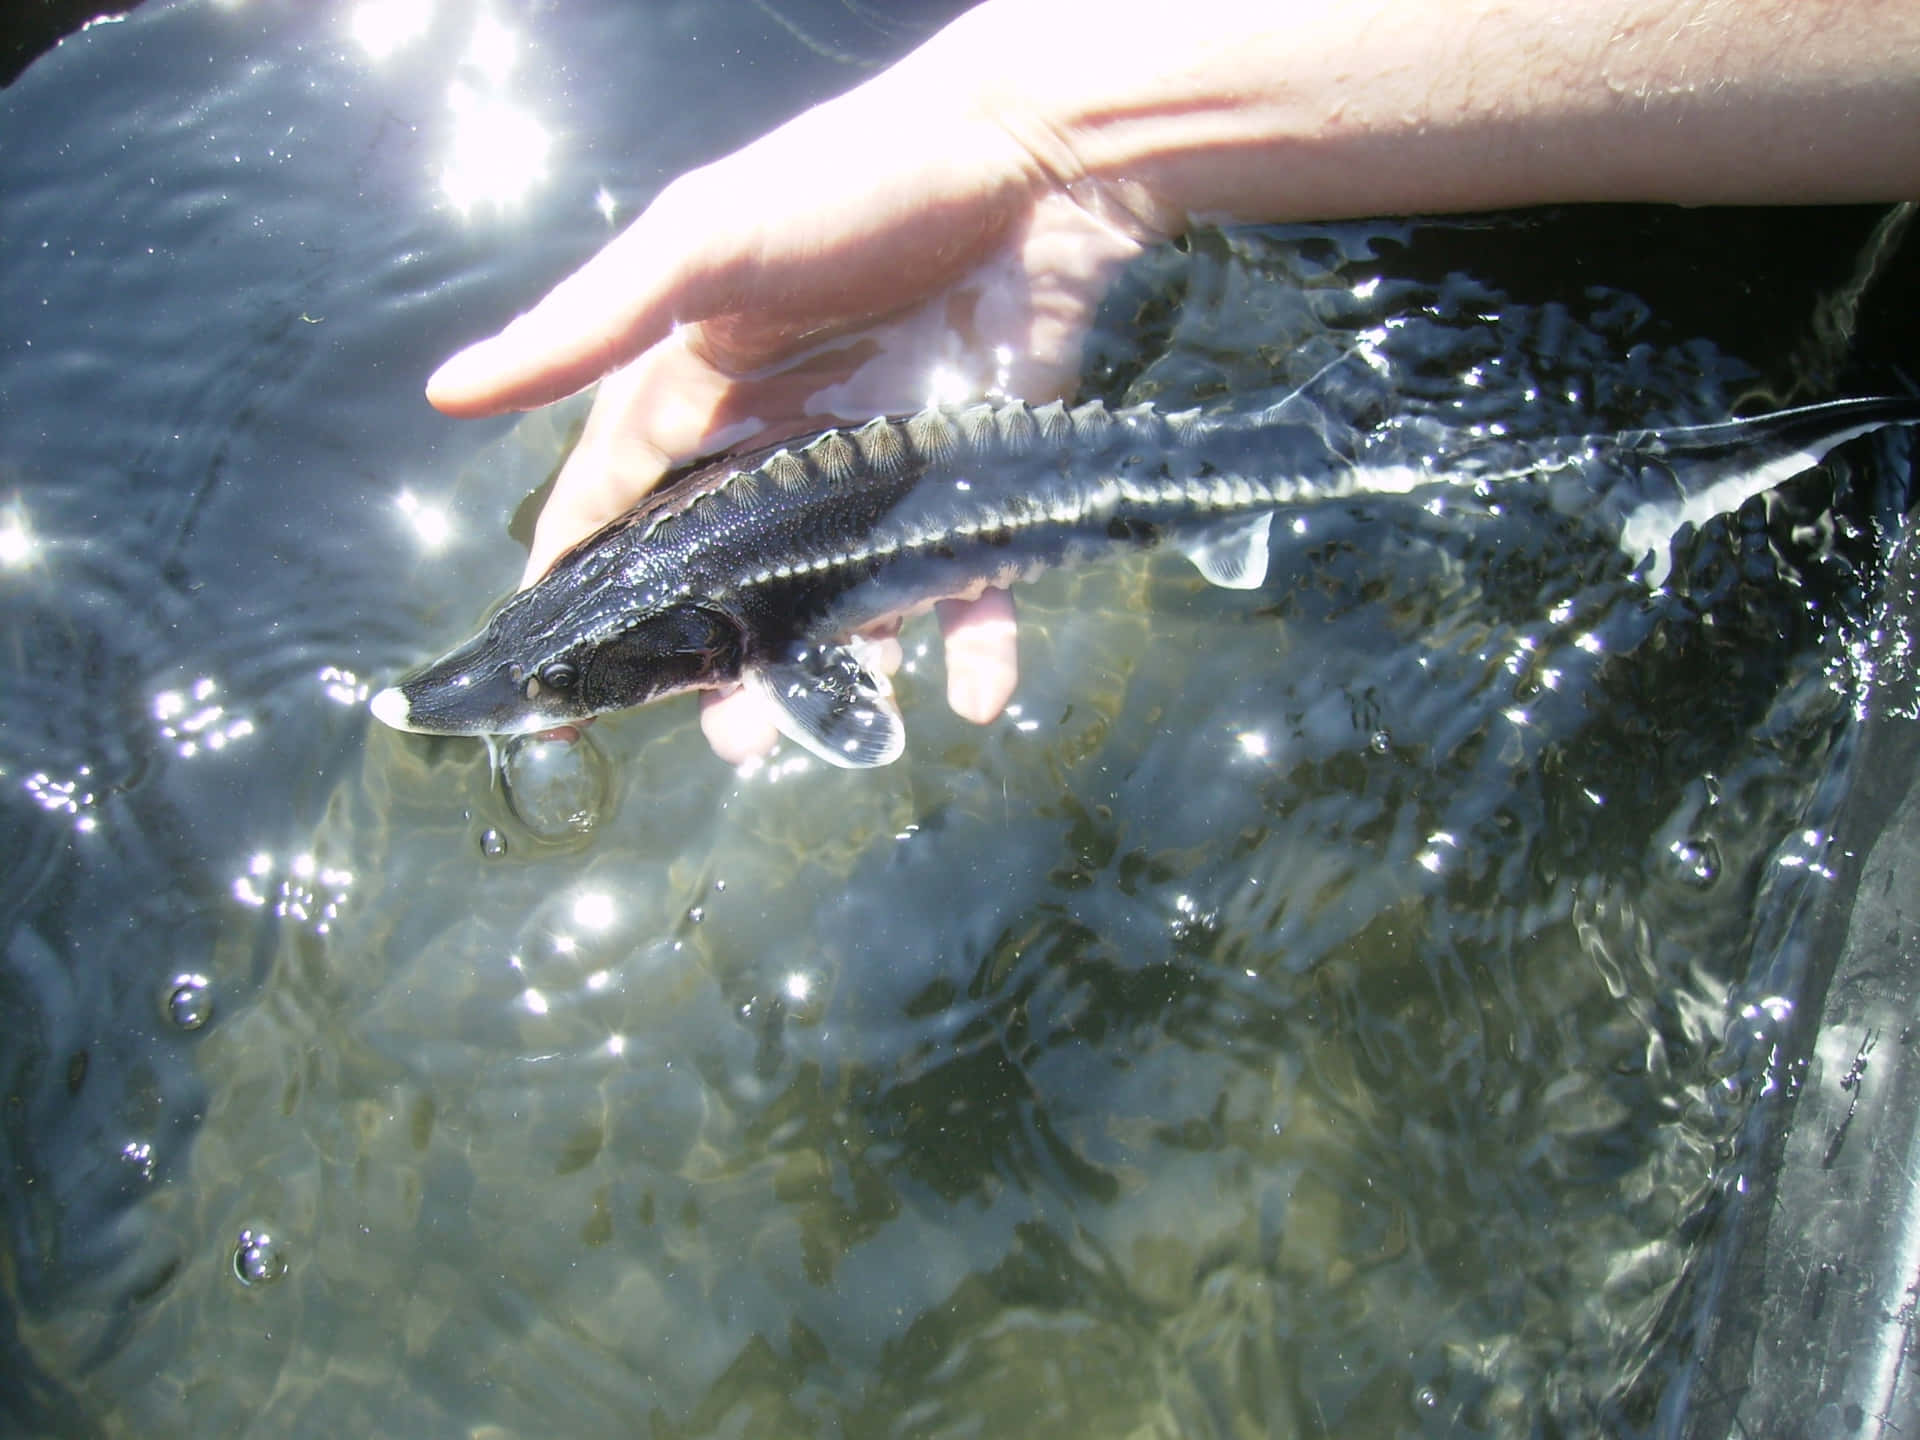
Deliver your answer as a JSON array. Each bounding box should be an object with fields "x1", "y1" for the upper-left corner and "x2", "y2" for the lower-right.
[
  {"x1": 232, "y1": 1226, "x2": 287, "y2": 1286},
  {"x1": 479, "y1": 828, "x2": 508, "y2": 858},
  {"x1": 1369, "y1": 729, "x2": 1392, "y2": 754},
  {"x1": 163, "y1": 973, "x2": 212, "y2": 1030},
  {"x1": 501, "y1": 729, "x2": 612, "y2": 842},
  {"x1": 1412, "y1": 1383, "x2": 1443, "y2": 1413},
  {"x1": 1669, "y1": 837, "x2": 1721, "y2": 888},
  {"x1": 685, "y1": 906, "x2": 705, "y2": 925}
]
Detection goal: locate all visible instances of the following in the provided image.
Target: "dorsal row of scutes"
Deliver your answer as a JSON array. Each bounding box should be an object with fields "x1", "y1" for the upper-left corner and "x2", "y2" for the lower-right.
[
  {"x1": 776, "y1": 396, "x2": 1214, "y2": 486},
  {"x1": 633, "y1": 395, "x2": 1230, "y2": 548}
]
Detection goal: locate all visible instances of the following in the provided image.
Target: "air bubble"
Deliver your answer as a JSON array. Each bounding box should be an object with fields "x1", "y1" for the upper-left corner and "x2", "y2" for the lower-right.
[
  {"x1": 163, "y1": 973, "x2": 212, "y2": 1030},
  {"x1": 1369, "y1": 729, "x2": 1392, "y2": 754},
  {"x1": 479, "y1": 828, "x2": 508, "y2": 858},
  {"x1": 232, "y1": 1226, "x2": 288, "y2": 1287},
  {"x1": 1668, "y1": 837, "x2": 1721, "y2": 888},
  {"x1": 501, "y1": 729, "x2": 612, "y2": 842}
]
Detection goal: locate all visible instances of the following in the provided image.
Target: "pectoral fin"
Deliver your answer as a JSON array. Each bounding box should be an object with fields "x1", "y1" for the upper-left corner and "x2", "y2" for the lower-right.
[
  {"x1": 748, "y1": 640, "x2": 906, "y2": 769},
  {"x1": 1179, "y1": 512, "x2": 1272, "y2": 590}
]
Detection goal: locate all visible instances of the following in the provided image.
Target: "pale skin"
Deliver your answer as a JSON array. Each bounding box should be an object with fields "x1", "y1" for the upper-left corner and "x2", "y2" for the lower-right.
[{"x1": 426, "y1": 0, "x2": 1920, "y2": 763}]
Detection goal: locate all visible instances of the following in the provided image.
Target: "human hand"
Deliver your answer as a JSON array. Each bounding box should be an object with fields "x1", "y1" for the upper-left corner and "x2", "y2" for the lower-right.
[{"x1": 424, "y1": 10, "x2": 1178, "y2": 763}]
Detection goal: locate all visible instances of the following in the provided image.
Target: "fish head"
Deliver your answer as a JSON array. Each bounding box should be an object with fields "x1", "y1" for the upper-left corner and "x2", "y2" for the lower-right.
[{"x1": 372, "y1": 573, "x2": 747, "y2": 737}]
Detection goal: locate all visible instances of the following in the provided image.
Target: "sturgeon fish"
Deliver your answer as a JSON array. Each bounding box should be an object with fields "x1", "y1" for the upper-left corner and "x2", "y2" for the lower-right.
[{"x1": 371, "y1": 393, "x2": 1920, "y2": 767}]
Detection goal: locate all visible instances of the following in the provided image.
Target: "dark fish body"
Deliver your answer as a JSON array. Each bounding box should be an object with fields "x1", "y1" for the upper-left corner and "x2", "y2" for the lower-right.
[{"x1": 372, "y1": 393, "x2": 1920, "y2": 767}]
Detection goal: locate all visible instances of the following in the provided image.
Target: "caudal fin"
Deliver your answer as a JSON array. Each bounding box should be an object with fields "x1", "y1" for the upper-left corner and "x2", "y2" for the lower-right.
[{"x1": 1605, "y1": 396, "x2": 1920, "y2": 584}]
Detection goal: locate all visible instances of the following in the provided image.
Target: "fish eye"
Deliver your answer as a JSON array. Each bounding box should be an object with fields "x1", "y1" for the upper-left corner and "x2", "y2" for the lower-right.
[{"x1": 540, "y1": 661, "x2": 578, "y2": 690}]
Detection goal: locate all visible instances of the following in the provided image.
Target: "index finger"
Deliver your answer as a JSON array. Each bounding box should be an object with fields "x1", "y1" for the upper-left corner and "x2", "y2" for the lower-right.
[{"x1": 427, "y1": 176, "x2": 735, "y2": 418}]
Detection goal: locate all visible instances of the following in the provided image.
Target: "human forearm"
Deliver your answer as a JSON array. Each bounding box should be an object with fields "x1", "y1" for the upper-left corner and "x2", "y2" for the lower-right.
[{"x1": 936, "y1": 0, "x2": 1920, "y2": 223}]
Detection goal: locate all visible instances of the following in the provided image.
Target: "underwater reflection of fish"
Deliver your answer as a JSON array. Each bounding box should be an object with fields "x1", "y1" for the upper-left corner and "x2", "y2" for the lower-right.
[{"x1": 371, "y1": 392, "x2": 1920, "y2": 767}]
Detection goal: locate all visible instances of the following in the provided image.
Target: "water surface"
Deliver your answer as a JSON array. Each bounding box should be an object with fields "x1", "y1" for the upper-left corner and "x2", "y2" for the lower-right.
[{"x1": 1, "y1": 5, "x2": 1915, "y2": 1438}]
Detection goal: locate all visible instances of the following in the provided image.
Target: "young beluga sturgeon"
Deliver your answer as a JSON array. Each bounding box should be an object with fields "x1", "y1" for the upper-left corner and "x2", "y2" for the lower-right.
[{"x1": 371, "y1": 394, "x2": 1920, "y2": 767}]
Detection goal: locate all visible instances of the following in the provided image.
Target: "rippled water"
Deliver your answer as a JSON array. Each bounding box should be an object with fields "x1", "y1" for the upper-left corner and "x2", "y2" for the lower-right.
[{"x1": 2, "y1": 5, "x2": 1916, "y2": 1438}]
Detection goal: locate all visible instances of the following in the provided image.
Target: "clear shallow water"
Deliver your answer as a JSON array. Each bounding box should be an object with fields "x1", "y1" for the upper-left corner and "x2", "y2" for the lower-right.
[{"x1": 2, "y1": 5, "x2": 1916, "y2": 1439}]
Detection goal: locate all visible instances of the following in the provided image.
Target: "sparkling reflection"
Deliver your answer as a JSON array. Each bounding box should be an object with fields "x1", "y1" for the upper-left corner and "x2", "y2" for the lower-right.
[
  {"x1": 463, "y1": 10, "x2": 518, "y2": 85},
  {"x1": 120, "y1": 1141, "x2": 156, "y2": 1183},
  {"x1": 738, "y1": 750, "x2": 817, "y2": 784},
  {"x1": 571, "y1": 891, "x2": 615, "y2": 930},
  {"x1": 394, "y1": 489, "x2": 452, "y2": 550},
  {"x1": 1415, "y1": 829, "x2": 1458, "y2": 874},
  {"x1": 319, "y1": 665, "x2": 370, "y2": 706},
  {"x1": 154, "y1": 676, "x2": 254, "y2": 757},
  {"x1": 349, "y1": 0, "x2": 433, "y2": 62},
  {"x1": 987, "y1": 343, "x2": 1014, "y2": 399},
  {"x1": 922, "y1": 363, "x2": 972, "y2": 409},
  {"x1": 780, "y1": 968, "x2": 828, "y2": 1024},
  {"x1": 230, "y1": 850, "x2": 353, "y2": 935},
  {"x1": 24, "y1": 765, "x2": 99, "y2": 833},
  {"x1": 0, "y1": 501, "x2": 38, "y2": 568},
  {"x1": 347, "y1": 1, "x2": 553, "y2": 217},
  {"x1": 442, "y1": 79, "x2": 550, "y2": 217}
]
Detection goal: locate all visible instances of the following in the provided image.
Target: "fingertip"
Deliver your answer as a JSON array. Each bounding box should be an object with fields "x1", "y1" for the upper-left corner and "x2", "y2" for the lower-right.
[
  {"x1": 948, "y1": 661, "x2": 1018, "y2": 726},
  {"x1": 938, "y1": 589, "x2": 1019, "y2": 724},
  {"x1": 700, "y1": 687, "x2": 781, "y2": 765},
  {"x1": 427, "y1": 319, "x2": 609, "y2": 417},
  {"x1": 425, "y1": 343, "x2": 502, "y2": 417}
]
